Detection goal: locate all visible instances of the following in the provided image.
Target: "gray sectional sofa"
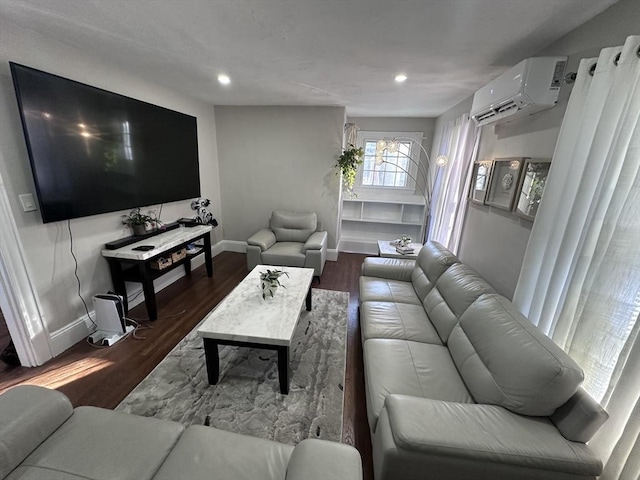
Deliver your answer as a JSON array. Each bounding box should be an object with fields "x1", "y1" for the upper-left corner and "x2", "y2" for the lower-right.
[
  {"x1": 360, "y1": 241, "x2": 608, "y2": 480},
  {"x1": 0, "y1": 385, "x2": 362, "y2": 480}
]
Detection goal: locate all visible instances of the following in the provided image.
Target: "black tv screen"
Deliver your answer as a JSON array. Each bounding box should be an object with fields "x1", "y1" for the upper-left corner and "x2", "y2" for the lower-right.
[{"x1": 10, "y1": 62, "x2": 201, "y2": 223}]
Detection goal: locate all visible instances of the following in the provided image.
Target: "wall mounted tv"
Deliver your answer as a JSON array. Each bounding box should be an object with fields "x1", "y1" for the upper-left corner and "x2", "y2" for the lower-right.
[{"x1": 10, "y1": 62, "x2": 201, "y2": 223}]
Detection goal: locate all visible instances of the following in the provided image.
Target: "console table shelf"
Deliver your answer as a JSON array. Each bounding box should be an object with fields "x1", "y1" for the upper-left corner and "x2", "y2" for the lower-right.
[{"x1": 102, "y1": 225, "x2": 213, "y2": 320}]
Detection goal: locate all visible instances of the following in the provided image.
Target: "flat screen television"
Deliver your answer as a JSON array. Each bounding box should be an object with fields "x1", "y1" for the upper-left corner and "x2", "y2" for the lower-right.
[{"x1": 10, "y1": 62, "x2": 201, "y2": 223}]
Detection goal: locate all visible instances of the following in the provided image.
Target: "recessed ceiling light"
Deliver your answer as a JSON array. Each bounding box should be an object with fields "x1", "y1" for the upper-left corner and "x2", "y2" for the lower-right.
[
  {"x1": 218, "y1": 74, "x2": 231, "y2": 85},
  {"x1": 395, "y1": 74, "x2": 407, "y2": 83}
]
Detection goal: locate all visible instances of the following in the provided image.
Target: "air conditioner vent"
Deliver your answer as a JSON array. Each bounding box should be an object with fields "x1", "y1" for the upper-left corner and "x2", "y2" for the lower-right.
[
  {"x1": 496, "y1": 100, "x2": 517, "y2": 113},
  {"x1": 475, "y1": 110, "x2": 497, "y2": 122}
]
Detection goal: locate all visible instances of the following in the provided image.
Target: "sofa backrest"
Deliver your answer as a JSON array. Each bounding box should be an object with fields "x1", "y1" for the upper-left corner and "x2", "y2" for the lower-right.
[
  {"x1": 0, "y1": 385, "x2": 73, "y2": 478},
  {"x1": 411, "y1": 241, "x2": 459, "y2": 300},
  {"x1": 270, "y1": 210, "x2": 317, "y2": 243},
  {"x1": 448, "y1": 294, "x2": 584, "y2": 416},
  {"x1": 423, "y1": 263, "x2": 495, "y2": 343}
]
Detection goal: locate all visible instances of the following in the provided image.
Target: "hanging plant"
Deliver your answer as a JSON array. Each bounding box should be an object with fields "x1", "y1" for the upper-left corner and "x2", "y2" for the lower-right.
[{"x1": 335, "y1": 144, "x2": 364, "y2": 197}]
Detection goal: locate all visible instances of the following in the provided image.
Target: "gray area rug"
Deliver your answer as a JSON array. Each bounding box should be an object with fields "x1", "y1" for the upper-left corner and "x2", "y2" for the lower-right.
[{"x1": 116, "y1": 288, "x2": 348, "y2": 445}]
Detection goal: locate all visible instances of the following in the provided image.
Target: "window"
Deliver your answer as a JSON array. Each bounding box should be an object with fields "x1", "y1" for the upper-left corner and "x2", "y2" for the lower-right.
[{"x1": 356, "y1": 131, "x2": 422, "y2": 190}]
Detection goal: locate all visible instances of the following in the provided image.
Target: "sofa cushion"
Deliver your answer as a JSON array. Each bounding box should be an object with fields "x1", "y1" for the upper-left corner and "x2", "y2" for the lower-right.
[
  {"x1": 0, "y1": 386, "x2": 73, "y2": 479},
  {"x1": 270, "y1": 210, "x2": 316, "y2": 243},
  {"x1": 286, "y1": 439, "x2": 363, "y2": 480},
  {"x1": 154, "y1": 425, "x2": 293, "y2": 480},
  {"x1": 7, "y1": 406, "x2": 183, "y2": 480},
  {"x1": 359, "y1": 277, "x2": 421, "y2": 305},
  {"x1": 360, "y1": 301, "x2": 443, "y2": 344},
  {"x1": 448, "y1": 294, "x2": 584, "y2": 416},
  {"x1": 410, "y1": 241, "x2": 459, "y2": 301},
  {"x1": 262, "y1": 242, "x2": 306, "y2": 267},
  {"x1": 364, "y1": 339, "x2": 474, "y2": 430},
  {"x1": 424, "y1": 263, "x2": 496, "y2": 343}
]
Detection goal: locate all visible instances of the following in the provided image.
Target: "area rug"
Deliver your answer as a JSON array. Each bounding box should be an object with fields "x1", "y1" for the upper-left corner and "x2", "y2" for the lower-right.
[{"x1": 116, "y1": 288, "x2": 348, "y2": 445}]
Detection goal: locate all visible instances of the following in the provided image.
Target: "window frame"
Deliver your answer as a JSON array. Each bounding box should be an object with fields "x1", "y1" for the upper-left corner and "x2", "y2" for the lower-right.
[{"x1": 355, "y1": 131, "x2": 424, "y2": 193}]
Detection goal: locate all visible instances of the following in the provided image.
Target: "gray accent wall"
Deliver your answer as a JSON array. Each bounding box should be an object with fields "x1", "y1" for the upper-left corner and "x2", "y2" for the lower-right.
[
  {"x1": 215, "y1": 106, "x2": 345, "y2": 249},
  {"x1": 431, "y1": 0, "x2": 640, "y2": 300}
]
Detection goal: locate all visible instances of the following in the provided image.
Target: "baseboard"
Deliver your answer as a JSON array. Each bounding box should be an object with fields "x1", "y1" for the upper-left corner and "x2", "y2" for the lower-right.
[
  {"x1": 327, "y1": 248, "x2": 338, "y2": 262},
  {"x1": 339, "y1": 239, "x2": 379, "y2": 255},
  {"x1": 50, "y1": 246, "x2": 215, "y2": 357}
]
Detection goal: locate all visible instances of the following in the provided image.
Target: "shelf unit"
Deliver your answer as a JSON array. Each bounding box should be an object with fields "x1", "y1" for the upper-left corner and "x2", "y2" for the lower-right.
[{"x1": 339, "y1": 196, "x2": 426, "y2": 254}]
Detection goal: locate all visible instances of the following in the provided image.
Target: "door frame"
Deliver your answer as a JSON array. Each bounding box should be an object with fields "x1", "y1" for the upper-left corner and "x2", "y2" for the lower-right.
[{"x1": 0, "y1": 173, "x2": 52, "y2": 367}]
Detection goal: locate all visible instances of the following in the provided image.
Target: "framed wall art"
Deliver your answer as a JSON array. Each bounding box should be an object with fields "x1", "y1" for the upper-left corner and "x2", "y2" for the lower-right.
[
  {"x1": 515, "y1": 158, "x2": 551, "y2": 221},
  {"x1": 469, "y1": 160, "x2": 493, "y2": 205},
  {"x1": 485, "y1": 157, "x2": 526, "y2": 211}
]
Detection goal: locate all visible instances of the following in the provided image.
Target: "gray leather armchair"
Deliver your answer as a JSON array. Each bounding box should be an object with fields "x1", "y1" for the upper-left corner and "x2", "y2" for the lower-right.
[{"x1": 247, "y1": 210, "x2": 327, "y2": 280}]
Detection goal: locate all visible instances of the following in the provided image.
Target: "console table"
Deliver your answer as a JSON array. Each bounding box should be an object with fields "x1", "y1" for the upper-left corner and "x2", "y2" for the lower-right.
[{"x1": 102, "y1": 225, "x2": 213, "y2": 320}]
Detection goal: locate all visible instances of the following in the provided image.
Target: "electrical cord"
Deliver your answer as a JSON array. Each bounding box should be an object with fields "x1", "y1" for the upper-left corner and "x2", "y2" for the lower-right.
[{"x1": 67, "y1": 219, "x2": 97, "y2": 327}]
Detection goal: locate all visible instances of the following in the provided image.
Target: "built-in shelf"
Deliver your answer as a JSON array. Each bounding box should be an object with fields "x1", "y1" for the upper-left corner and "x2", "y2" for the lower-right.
[{"x1": 339, "y1": 195, "x2": 426, "y2": 254}]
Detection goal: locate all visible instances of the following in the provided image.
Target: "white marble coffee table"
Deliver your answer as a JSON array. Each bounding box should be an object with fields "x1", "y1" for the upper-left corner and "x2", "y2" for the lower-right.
[{"x1": 197, "y1": 266, "x2": 314, "y2": 394}]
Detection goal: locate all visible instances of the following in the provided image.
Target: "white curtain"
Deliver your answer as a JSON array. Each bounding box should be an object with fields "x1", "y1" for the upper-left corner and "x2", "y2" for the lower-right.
[
  {"x1": 429, "y1": 113, "x2": 480, "y2": 252},
  {"x1": 513, "y1": 36, "x2": 640, "y2": 479}
]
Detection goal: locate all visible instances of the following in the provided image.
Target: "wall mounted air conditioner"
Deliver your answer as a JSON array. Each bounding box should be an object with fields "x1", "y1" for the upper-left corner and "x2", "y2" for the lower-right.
[{"x1": 471, "y1": 56, "x2": 567, "y2": 126}]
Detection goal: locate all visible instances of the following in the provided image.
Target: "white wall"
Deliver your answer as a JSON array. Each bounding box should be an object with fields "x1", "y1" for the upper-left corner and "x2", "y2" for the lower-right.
[
  {"x1": 432, "y1": 0, "x2": 640, "y2": 299},
  {"x1": 215, "y1": 106, "x2": 345, "y2": 249},
  {"x1": 0, "y1": 22, "x2": 221, "y2": 342}
]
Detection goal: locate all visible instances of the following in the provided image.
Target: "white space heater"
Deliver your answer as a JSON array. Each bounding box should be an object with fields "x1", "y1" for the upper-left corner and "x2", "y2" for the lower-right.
[{"x1": 88, "y1": 294, "x2": 134, "y2": 346}]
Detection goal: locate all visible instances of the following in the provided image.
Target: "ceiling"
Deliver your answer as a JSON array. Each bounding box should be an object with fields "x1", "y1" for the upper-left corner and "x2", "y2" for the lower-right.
[{"x1": 0, "y1": 0, "x2": 619, "y2": 117}]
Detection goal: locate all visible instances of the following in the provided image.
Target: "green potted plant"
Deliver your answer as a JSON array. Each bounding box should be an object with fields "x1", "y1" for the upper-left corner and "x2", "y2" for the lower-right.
[
  {"x1": 335, "y1": 144, "x2": 364, "y2": 197},
  {"x1": 259, "y1": 269, "x2": 289, "y2": 299},
  {"x1": 122, "y1": 208, "x2": 161, "y2": 236}
]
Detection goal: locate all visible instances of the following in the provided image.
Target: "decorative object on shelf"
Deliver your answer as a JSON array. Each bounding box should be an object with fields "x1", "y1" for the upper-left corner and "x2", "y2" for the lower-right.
[
  {"x1": 515, "y1": 158, "x2": 551, "y2": 221},
  {"x1": 485, "y1": 157, "x2": 526, "y2": 211},
  {"x1": 259, "y1": 269, "x2": 289, "y2": 300},
  {"x1": 122, "y1": 207, "x2": 161, "y2": 236},
  {"x1": 395, "y1": 244, "x2": 415, "y2": 255},
  {"x1": 190, "y1": 198, "x2": 219, "y2": 227},
  {"x1": 469, "y1": 160, "x2": 493, "y2": 204},
  {"x1": 375, "y1": 136, "x2": 449, "y2": 240},
  {"x1": 391, "y1": 234, "x2": 412, "y2": 246},
  {"x1": 335, "y1": 144, "x2": 364, "y2": 198}
]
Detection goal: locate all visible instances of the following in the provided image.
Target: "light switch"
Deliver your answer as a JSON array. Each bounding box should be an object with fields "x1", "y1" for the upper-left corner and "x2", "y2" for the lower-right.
[{"x1": 19, "y1": 193, "x2": 37, "y2": 212}]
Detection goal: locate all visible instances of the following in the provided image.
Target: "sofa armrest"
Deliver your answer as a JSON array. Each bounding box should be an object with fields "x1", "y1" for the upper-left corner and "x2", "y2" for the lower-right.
[
  {"x1": 286, "y1": 439, "x2": 362, "y2": 480},
  {"x1": 361, "y1": 257, "x2": 414, "y2": 281},
  {"x1": 0, "y1": 385, "x2": 73, "y2": 478},
  {"x1": 383, "y1": 394, "x2": 602, "y2": 477},
  {"x1": 247, "y1": 228, "x2": 276, "y2": 251},
  {"x1": 303, "y1": 231, "x2": 327, "y2": 252}
]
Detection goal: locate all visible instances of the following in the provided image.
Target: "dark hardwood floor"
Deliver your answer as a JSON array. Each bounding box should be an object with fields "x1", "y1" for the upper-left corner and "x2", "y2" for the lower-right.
[{"x1": 0, "y1": 251, "x2": 373, "y2": 479}]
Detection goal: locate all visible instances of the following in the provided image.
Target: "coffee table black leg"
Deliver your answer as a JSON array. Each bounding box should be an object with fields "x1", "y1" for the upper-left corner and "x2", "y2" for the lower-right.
[
  {"x1": 277, "y1": 346, "x2": 290, "y2": 394},
  {"x1": 203, "y1": 338, "x2": 220, "y2": 384},
  {"x1": 306, "y1": 288, "x2": 312, "y2": 311}
]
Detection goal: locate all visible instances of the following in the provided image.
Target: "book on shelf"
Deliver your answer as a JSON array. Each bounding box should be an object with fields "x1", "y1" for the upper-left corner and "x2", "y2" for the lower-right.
[{"x1": 396, "y1": 245, "x2": 415, "y2": 254}]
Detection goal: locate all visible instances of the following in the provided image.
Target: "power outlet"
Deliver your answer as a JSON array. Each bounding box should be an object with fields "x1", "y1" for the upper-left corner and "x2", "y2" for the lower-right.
[{"x1": 19, "y1": 193, "x2": 37, "y2": 212}]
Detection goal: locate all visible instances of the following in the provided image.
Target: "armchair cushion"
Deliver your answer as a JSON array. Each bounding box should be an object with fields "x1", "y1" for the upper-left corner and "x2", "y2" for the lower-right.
[
  {"x1": 262, "y1": 242, "x2": 306, "y2": 267},
  {"x1": 247, "y1": 229, "x2": 277, "y2": 251},
  {"x1": 270, "y1": 210, "x2": 317, "y2": 243},
  {"x1": 303, "y1": 231, "x2": 327, "y2": 252}
]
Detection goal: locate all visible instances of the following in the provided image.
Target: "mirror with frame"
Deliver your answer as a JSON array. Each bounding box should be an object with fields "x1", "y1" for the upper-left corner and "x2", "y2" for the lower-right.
[
  {"x1": 469, "y1": 160, "x2": 493, "y2": 204},
  {"x1": 515, "y1": 158, "x2": 552, "y2": 221}
]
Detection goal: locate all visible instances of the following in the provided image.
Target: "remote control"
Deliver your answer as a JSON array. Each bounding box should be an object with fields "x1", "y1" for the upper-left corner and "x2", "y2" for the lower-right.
[{"x1": 133, "y1": 245, "x2": 155, "y2": 251}]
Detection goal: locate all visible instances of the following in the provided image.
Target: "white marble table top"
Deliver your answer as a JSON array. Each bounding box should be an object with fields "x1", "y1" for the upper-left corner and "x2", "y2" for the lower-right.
[
  {"x1": 197, "y1": 266, "x2": 314, "y2": 346},
  {"x1": 101, "y1": 225, "x2": 212, "y2": 260},
  {"x1": 377, "y1": 240, "x2": 424, "y2": 259}
]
